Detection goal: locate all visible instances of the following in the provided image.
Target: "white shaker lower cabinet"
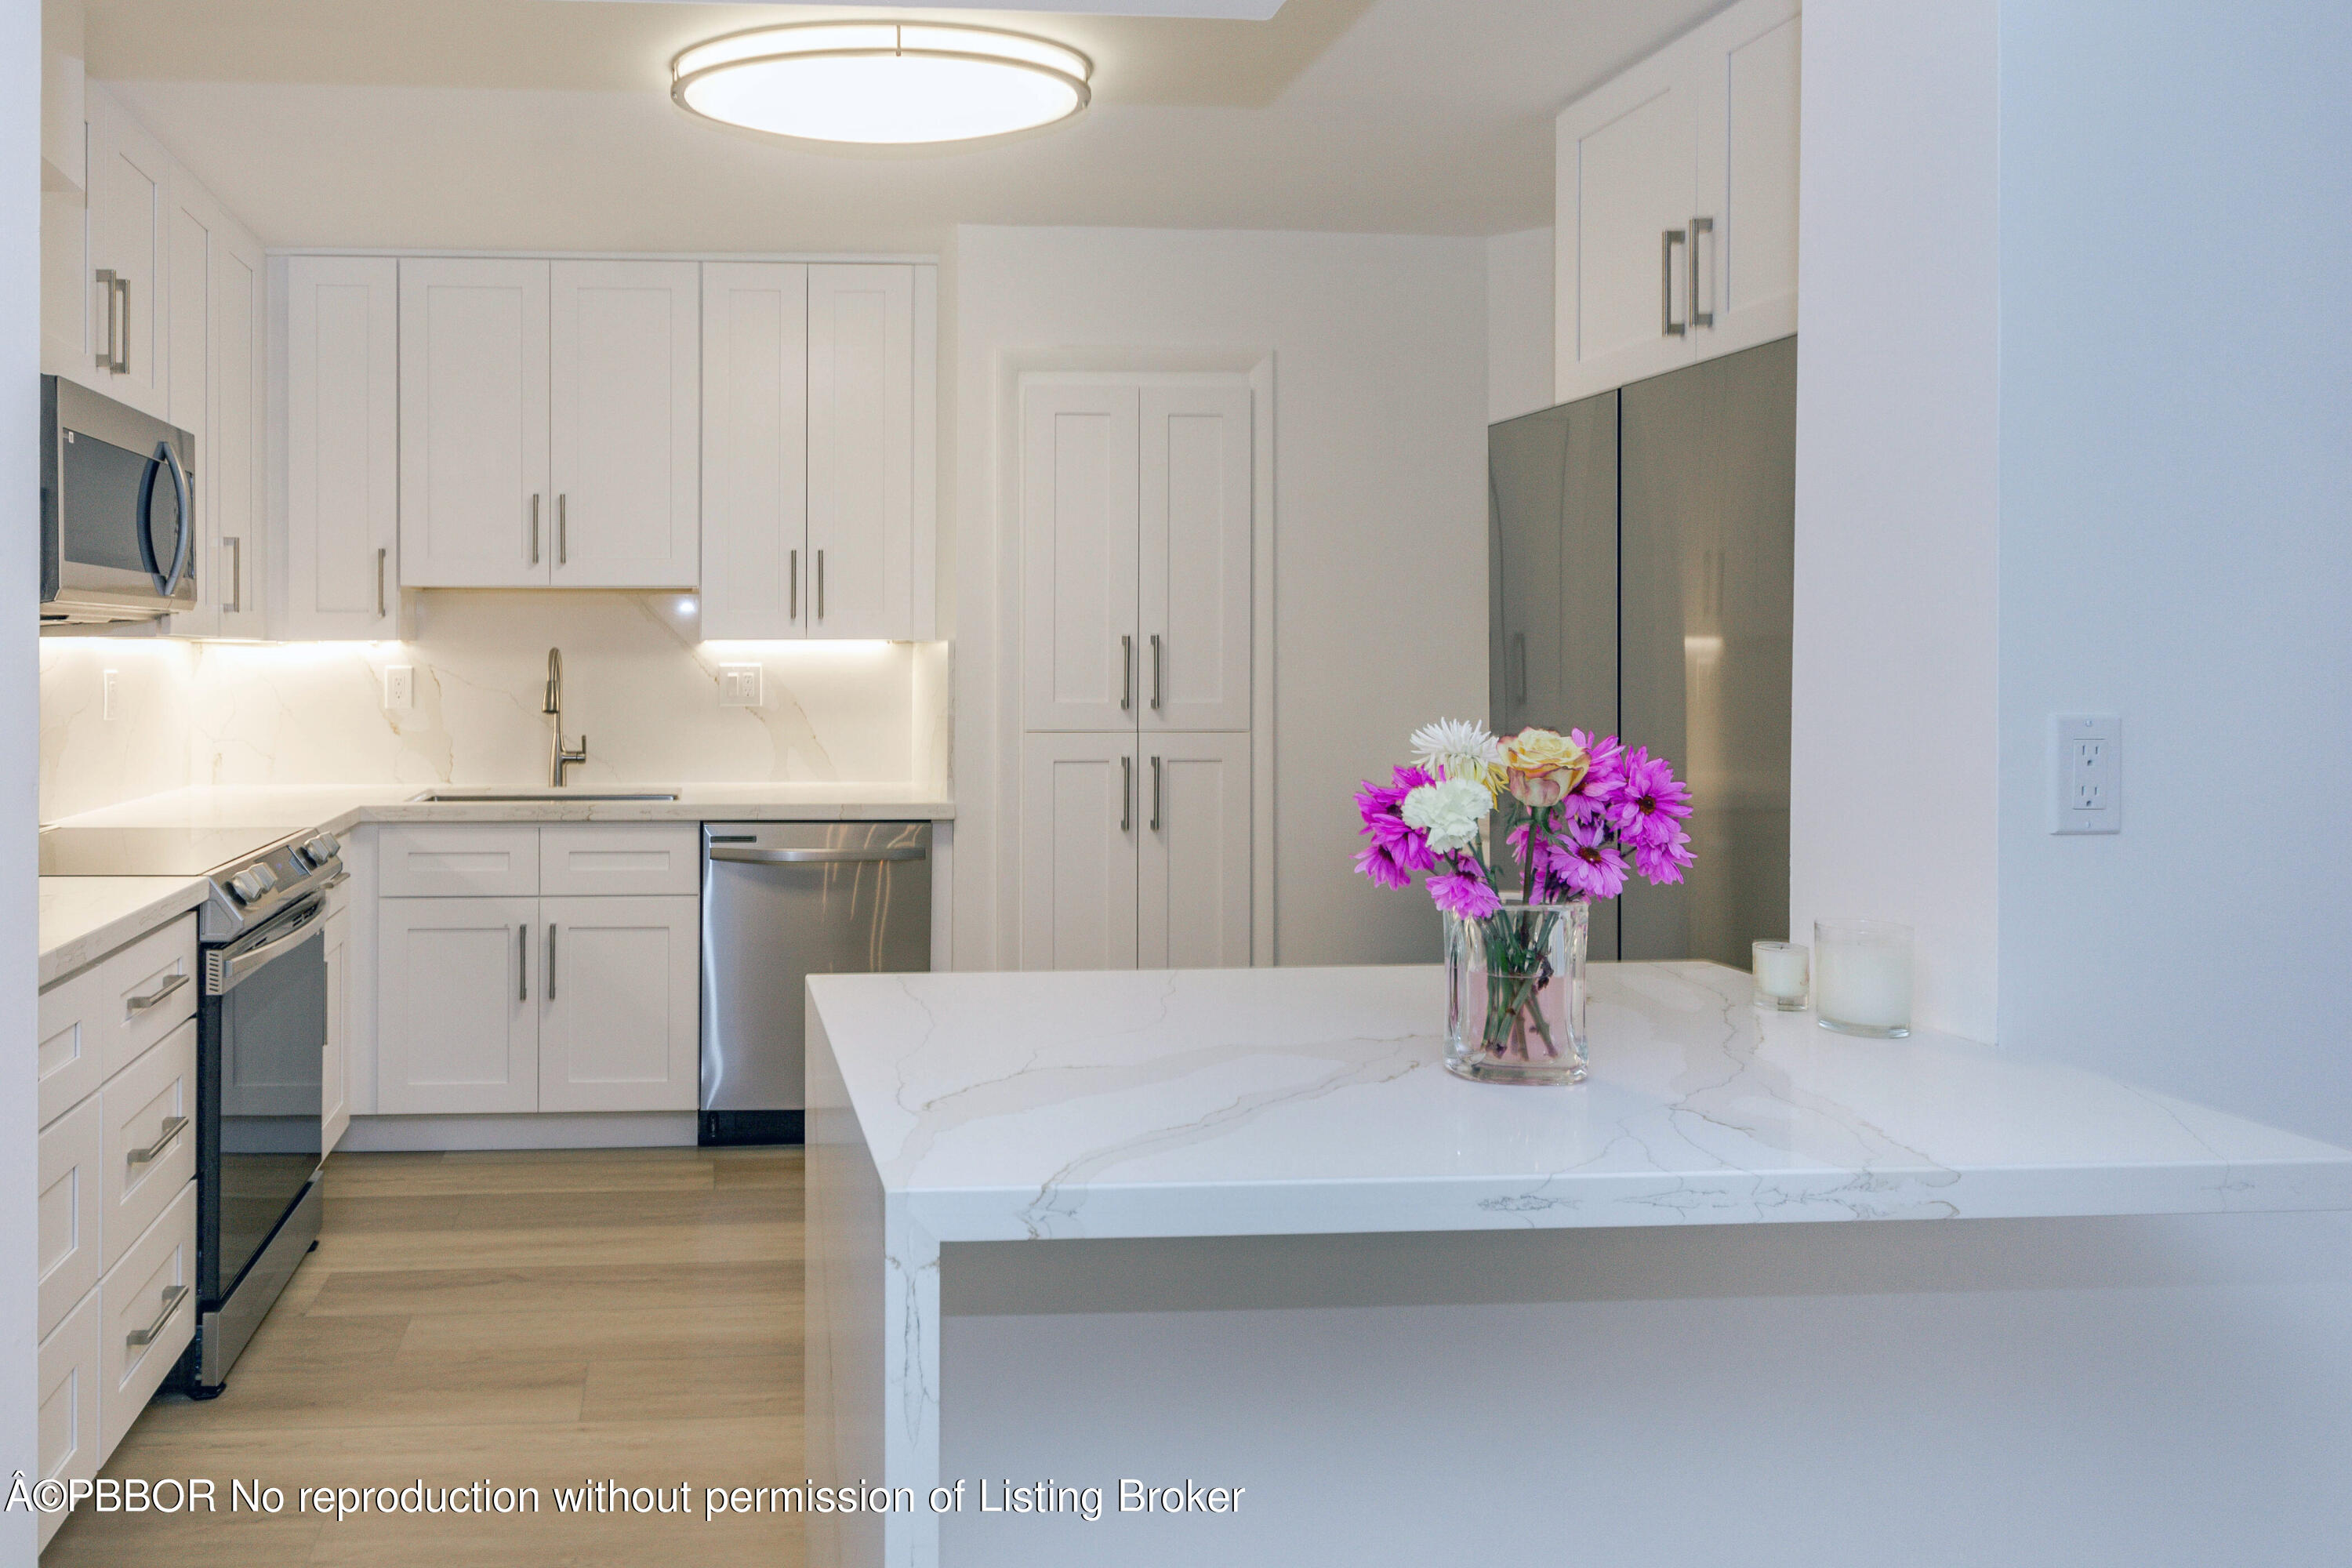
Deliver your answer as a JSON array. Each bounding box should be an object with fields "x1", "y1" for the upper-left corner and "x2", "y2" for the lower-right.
[
  {"x1": 99, "y1": 1178, "x2": 197, "y2": 1451},
  {"x1": 537, "y1": 896, "x2": 699, "y2": 1112},
  {"x1": 1019, "y1": 732, "x2": 1142, "y2": 971},
  {"x1": 1138, "y1": 734, "x2": 1253, "y2": 970},
  {"x1": 376, "y1": 895, "x2": 541, "y2": 1114},
  {"x1": 36, "y1": 1290, "x2": 103, "y2": 1552}
]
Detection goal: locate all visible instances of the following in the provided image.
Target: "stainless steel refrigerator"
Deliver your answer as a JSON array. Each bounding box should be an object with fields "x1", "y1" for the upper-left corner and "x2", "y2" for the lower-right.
[{"x1": 1489, "y1": 336, "x2": 1795, "y2": 968}]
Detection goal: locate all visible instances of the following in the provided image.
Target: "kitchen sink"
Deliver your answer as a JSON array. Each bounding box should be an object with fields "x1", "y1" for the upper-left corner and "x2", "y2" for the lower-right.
[{"x1": 408, "y1": 789, "x2": 681, "y2": 803}]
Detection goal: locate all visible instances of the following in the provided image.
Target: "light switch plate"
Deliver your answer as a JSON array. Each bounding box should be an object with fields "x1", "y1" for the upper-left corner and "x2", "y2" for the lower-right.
[
  {"x1": 2050, "y1": 712, "x2": 2120, "y2": 834},
  {"x1": 718, "y1": 663, "x2": 763, "y2": 708},
  {"x1": 384, "y1": 666, "x2": 416, "y2": 712}
]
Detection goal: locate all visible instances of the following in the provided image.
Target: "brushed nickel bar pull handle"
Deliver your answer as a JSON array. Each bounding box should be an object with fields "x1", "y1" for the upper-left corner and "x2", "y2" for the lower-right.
[
  {"x1": 530, "y1": 495, "x2": 542, "y2": 565},
  {"x1": 1122, "y1": 754, "x2": 1133, "y2": 834},
  {"x1": 1150, "y1": 754, "x2": 1162, "y2": 833},
  {"x1": 710, "y1": 846, "x2": 926, "y2": 865},
  {"x1": 227, "y1": 536, "x2": 244, "y2": 614},
  {"x1": 817, "y1": 550, "x2": 826, "y2": 620},
  {"x1": 95, "y1": 267, "x2": 117, "y2": 370},
  {"x1": 546, "y1": 923, "x2": 557, "y2": 1001},
  {"x1": 376, "y1": 548, "x2": 387, "y2": 619},
  {"x1": 125, "y1": 972, "x2": 189, "y2": 1014},
  {"x1": 1661, "y1": 229, "x2": 1687, "y2": 338},
  {"x1": 790, "y1": 549, "x2": 799, "y2": 620},
  {"x1": 128, "y1": 1116, "x2": 188, "y2": 1166},
  {"x1": 113, "y1": 275, "x2": 132, "y2": 373},
  {"x1": 1689, "y1": 216, "x2": 1714, "y2": 328},
  {"x1": 518, "y1": 923, "x2": 529, "y2": 1002},
  {"x1": 125, "y1": 1285, "x2": 188, "y2": 1347},
  {"x1": 557, "y1": 494, "x2": 568, "y2": 565},
  {"x1": 1150, "y1": 633, "x2": 1163, "y2": 712},
  {"x1": 1121, "y1": 635, "x2": 1133, "y2": 711}
]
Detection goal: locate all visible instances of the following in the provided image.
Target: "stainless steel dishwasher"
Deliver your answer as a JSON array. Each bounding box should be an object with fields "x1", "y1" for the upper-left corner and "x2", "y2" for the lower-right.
[{"x1": 699, "y1": 821, "x2": 931, "y2": 1145}]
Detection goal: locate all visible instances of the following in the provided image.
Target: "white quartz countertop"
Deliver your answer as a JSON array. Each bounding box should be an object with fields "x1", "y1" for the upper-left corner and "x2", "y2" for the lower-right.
[
  {"x1": 47, "y1": 782, "x2": 955, "y2": 837},
  {"x1": 808, "y1": 960, "x2": 2352, "y2": 1240},
  {"x1": 38, "y1": 876, "x2": 209, "y2": 987}
]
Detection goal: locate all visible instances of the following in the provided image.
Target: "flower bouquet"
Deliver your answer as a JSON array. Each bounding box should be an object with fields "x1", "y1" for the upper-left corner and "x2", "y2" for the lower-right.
[{"x1": 1354, "y1": 719, "x2": 1694, "y2": 1084}]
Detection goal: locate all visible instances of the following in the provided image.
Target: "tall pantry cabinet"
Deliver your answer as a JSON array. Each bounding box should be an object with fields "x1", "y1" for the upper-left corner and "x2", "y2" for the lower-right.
[{"x1": 1018, "y1": 380, "x2": 1256, "y2": 971}]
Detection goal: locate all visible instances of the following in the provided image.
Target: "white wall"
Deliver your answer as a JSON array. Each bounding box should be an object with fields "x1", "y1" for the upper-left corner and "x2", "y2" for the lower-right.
[
  {"x1": 7, "y1": 0, "x2": 42, "y2": 1553},
  {"x1": 946, "y1": 225, "x2": 1489, "y2": 970},
  {"x1": 1789, "y1": 0, "x2": 2002, "y2": 1040},
  {"x1": 1485, "y1": 226, "x2": 1555, "y2": 425}
]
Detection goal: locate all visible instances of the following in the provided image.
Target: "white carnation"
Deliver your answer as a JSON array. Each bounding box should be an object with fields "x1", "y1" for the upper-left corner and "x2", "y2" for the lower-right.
[{"x1": 1400, "y1": 776, "x2": 1491, "y2": 854}]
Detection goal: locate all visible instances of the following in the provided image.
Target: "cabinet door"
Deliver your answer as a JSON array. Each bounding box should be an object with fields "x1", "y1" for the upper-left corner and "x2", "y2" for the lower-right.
[
  {"x1": 85, "y1": 85, "x2": 170, "y2": 418},
  {"x1": 40, "y1": 125, "x2": 92, "y2": 382},
  {"x1": 321, "y1": 899, "x2": 350, "y2": 1153},
  {"x1": 399, "y1": 257, "x2": 550, "y2": 587},
  {"x1": 1022, "y1": 383, "x2": 1140, "y2": 731},
  {"x1": 1138, "y1": 733, "x2": 1252, "y2": 970},
  {"x1": 208, "y1": 215, "x2": 267, "y2": 638},
  {"x1": 36, "y1": 1290, "x2": 101, "y2": 1554},
  {"x1": 700, "y1": 261, "x2": 810, "y2": 639},
  {"x1": 1692, "y1": 0, "x2": 1802, "y2": 358},
  {"x1": 376, "y1": 896, "x2": 539, "y2": 1114},
  {"x1": 284, "y1": 256, "x2": 401, "y2": 636},
  {"x1": 164, "y1": 184, "x2": 216, "y2": 636},
  {"x1": 807, "y1": 263, "x2": 915, "y2": 637},
  {"x1": 550, "y1": 260, "x2": 701, "y2": 589},
  {"x1": 1140, "y1": 383, "x2": 1253, "y2": 733},
  {"x1": 1554, "y1": 42, "x2": 1698, "y2": 403},
  {"x1": 1019, "y1": 732, "x2": 1139, "y2": 972},
  {"x1": 539, "y1": 895, "x2": 699, "y2": 1112}
]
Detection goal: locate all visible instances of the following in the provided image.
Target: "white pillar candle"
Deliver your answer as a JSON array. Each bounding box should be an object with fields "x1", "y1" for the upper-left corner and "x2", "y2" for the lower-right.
[
  {"x1": 1751, "y1": 941, "x2": 1809, "y2": 1009},
  {"x1": 1813, "y1": 920, "x2": 1914, "y2": 1037}
]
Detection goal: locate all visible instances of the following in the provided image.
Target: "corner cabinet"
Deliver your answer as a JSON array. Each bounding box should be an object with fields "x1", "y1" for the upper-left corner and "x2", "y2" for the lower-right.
[{"x1": 1554, "y1": 0, "x2": 1799, "y2": 403}]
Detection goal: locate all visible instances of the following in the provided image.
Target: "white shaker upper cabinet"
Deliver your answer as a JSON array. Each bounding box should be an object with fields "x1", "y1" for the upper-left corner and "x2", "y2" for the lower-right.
[
  {"x1": 1022, "y1": 383, "x2": 1142, "y2": 731},
  {"x1": 699, "y1": 261, "x2": 810, "y2": 640},
  {"x1": 1555, "y1": 0, "x2": 1799, "y2": 403},
  {"x1": 281, "y1": 256, "x2": 401, "y2": 637},
  {"x1": 806, "y1": 263, "x2": 916, "y2": 638},
  {"x1": 1138, "y1": 731, "x2": 1252, "y2": 970},
  {"x1": 206, "y1": 217, "x2": 267, "y2": 638},
  {"x1": 1139, "y1": 384, "x2": 1254, "y2": 734},
  {"x1": 84, "y1": 85, "x2": 171, "y2": 419},
  {"x1": 398, "y1": 257, "x2": 550, "y2": 587},
  {"x1": 1018, "y1": 731, "x2": 1141, "y2": 972},
  {"x1": 548, "y1": 260, "x2": 701, "y2": 589}
]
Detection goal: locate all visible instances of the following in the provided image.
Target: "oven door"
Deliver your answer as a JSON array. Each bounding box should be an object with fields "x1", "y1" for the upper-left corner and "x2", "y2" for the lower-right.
[
  {"x1": 41, "y1": 376, "x2": 198, "y2": 622},
  {"x1": 207, "y1": 895, "x2": 326, "y2": 1301}
]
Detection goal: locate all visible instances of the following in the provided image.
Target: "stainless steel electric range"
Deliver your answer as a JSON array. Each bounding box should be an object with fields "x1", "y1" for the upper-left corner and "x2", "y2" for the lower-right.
[{"x1": 39, "y1": 822, "x2": 346, "y2": 1395}]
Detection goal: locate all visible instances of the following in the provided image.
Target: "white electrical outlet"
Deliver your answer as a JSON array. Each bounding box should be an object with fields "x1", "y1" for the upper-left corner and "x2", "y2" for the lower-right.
[
  {"x1": 102, "y1": 669, "x2": 118, "y2": 721},
  {"x1": 2050, "y1": 713, "x2": 2120, "y2": 834},
  {"x1": 385, "y1": 666, "x2": 416, "y2": 712},
  {"x1": 718, "y1": 663, "x2": 763, "y2": 708}
]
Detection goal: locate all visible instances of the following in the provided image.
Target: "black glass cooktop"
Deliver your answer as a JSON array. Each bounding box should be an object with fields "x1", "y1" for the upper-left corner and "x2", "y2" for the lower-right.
[{"x1": 37, "y1": 825, "x2": 304, "y2": 878}]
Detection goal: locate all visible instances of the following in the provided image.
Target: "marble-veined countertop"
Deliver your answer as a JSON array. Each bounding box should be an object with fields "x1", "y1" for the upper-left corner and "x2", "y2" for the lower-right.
[
  {"x1": 808, "y1": 960, "x2": 2352, "y2": 1239},
  {"x1": 38, "y1": 876, "x2": 210, "y2": 987}
]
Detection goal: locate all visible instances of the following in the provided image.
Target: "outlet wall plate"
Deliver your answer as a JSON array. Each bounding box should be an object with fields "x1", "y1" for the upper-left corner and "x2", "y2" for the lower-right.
[
  {"x1": 718, "y1": 663, "x2": 763, "y2": 709},
  {"x1": 2050, "y1": 712, "x2": 2120, "y2": 834},
  {"x1": 384, "y1": 666, "x2": 416, "y2": 712}
]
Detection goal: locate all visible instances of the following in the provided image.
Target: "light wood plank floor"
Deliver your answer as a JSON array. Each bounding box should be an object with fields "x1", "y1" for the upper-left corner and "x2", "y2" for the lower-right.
[{"x1": 47, "y1": 1146, "x2": 808, "y2": 1566}]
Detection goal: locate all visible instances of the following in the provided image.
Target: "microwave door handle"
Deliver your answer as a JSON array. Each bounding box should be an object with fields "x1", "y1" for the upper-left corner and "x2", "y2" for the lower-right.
[{"x1": 159, "y1": 442, "x2": 193, "y2": 597}]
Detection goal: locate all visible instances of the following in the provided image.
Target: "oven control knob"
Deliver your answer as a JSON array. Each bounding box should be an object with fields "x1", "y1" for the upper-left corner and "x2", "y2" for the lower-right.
[
  {"x1": 228, "y1": 864, "x2": 278, "y2": 904},
  {"x1": 299, "y1": 833, "x2": 340, "y2": 868}
]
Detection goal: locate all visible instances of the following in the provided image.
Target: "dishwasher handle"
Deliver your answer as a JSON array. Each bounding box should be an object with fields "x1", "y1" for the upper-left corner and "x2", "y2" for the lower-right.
[{"x1": 710, "y1": 846, "x2": 927, "y2": 866}]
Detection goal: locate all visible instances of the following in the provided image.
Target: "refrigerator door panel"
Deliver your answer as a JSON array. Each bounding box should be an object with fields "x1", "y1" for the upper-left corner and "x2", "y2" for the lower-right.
[
  {"x1": 1617, "y1": 336, "x2": 1795, "y2": 968},
  {"x1": 699, "y1": 822, "x2": 931, "y2": 1124},
  {"x1": 1489, "y1": 390, "x2": 1621, "y2": 959}
]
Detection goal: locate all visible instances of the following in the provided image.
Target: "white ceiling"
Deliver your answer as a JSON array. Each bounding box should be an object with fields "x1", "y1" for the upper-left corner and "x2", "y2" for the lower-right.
[{"x1": 92, "y1": 0, "x2": 1726, "y2": 252}]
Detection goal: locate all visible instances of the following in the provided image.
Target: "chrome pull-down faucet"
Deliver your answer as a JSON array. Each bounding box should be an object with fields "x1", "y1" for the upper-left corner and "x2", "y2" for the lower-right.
[{"x1": 544, "y1": 648, "x2": 588, "y2": 787}]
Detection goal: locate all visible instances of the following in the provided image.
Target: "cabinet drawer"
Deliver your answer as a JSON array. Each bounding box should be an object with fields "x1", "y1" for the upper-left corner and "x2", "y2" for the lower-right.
[
  {"x1": 102, "y1": 1018, "x2": 198, "y2": 1271},
  {"x1": 539, "y1": 824, "x2": 700, "y2": 897},
  {"x1": 379, "y1": 825, "x2": 541, "y2": 897},
  {"x1": 38, "y1": 912, "x2": 198, "y2": 1127},
  {"x1": 37, "y1": 1290, "x2": 103, "y2": 1553},
  {"x1": 38, "y1": 1097, "x2": 103, "y2": 1342},
  {"x1": 100, "y1": 1178, "x2": 196, "y2": 1451}
]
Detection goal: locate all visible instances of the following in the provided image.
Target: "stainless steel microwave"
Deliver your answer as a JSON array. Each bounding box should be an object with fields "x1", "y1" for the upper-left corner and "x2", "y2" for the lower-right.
[{"x1": 40, "y1": 376, "x2": 198, "y2": 625}]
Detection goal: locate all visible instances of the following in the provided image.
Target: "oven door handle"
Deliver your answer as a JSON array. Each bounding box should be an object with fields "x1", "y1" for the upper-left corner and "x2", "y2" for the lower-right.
[{"x1": 212, "y1": 898, "x2": 328, "y2": 994}]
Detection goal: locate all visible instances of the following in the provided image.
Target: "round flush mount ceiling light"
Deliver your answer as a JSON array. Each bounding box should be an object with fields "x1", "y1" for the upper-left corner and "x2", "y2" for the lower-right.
[{"x1": 672, "y1": 22, "x2": 1092, "y2": 146}]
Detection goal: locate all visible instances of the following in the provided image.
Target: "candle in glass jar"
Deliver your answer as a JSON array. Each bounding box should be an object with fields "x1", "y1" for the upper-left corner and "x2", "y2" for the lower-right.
[
  {"x1": 1813, "y1": 920, "x2": 1913, "y2": 1037},
  {"x1": 1751, "y1": 941, "x2": 1809, "y2": 1011}
]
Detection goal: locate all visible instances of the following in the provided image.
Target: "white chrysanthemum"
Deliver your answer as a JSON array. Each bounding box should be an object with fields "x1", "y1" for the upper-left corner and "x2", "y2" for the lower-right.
[
  {"x1": 1400, "y1": 776, "x2": 1491, "y2": 854},
  {"x1": 1410, "y1": 717, "x2": 1504, "y2": 786}
]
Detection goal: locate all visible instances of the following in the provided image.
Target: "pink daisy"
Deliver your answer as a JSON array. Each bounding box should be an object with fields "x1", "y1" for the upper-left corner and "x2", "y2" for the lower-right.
[
  {"x1": 1607, "y1": 747, "x2": 1692, "y2": 847},
  {"x1": 1353, "y1": 765, "x2": 1439, "y2": 887},
  {"x1": 1428, "y1": 869, "x2": 1502, "y2": 920},
  {"x1": 1551, "y1": 817, "x2": 1628, "y2": 901}
]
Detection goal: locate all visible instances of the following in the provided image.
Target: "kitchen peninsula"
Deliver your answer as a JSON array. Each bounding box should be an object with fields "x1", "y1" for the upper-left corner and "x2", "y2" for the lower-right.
[{"x1": 806, "y1": 962, "x2": 2352, "y2": 1568}]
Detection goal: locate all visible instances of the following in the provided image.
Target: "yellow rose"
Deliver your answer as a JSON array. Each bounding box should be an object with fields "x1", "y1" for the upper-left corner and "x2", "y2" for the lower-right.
[{"x1": 1501, "y1": 728, "x2": 1589, "y2": 808}]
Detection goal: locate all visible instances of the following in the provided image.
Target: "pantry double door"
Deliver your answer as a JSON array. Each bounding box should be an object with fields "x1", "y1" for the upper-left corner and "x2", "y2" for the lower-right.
[{"x1": 1018, "y1": 379, "x2": 1255, "y2": 971}]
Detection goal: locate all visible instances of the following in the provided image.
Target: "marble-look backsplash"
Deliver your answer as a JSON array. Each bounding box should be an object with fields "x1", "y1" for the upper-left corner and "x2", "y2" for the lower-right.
[{"x1": 41, "y1": 592, "x2": 950, "y2": 823}]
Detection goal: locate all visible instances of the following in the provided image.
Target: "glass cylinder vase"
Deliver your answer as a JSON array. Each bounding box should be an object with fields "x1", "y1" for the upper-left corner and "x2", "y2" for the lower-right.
[{"x1": 1445, "y1": 900, "x2": 1590, "y2": 1085}]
